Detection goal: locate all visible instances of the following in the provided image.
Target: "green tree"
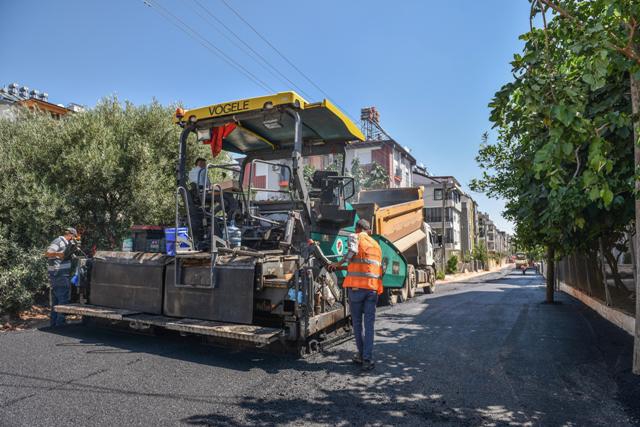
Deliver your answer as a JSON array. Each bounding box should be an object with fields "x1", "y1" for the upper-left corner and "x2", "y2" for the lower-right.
[
  {"x1": 349, "y1": 158, "x2": 389, "y2": 195},
  {"x1": 0, "y1": 98, "x2": 228, "y2": 316},
  {"x1": 349, "y1": 157, "x2": 366, "y2": 196},
  {"x1": 472, "y1": 244, "x2": 488, "y2": 266},
  {"x1": 446, "y1": 255, "x2": 458, "y2": 274},
  {"x1": 303, "y1": 164, "x2": 316, "y2": 189},
  {"x1": 472, "y1": 1, "x2": 639, "y2": 302},
  {"x1": 365, "y1": 162, "x2": 390, "y2": 190}
]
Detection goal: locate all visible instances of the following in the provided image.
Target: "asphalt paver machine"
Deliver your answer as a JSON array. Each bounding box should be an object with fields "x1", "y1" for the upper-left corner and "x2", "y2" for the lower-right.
[{"x1": 56, "y1": 92, "x2": 372, "y2": 354}]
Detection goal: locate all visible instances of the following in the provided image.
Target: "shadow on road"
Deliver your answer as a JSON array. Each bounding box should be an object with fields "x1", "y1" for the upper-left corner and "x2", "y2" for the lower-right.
[{"x1": 14, "y1": 272, "x2": 640, "y2": 425}]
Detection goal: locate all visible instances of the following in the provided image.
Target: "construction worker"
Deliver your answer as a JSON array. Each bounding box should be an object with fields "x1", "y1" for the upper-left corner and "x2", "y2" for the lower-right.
[
  {"x1": 329, "y1": 218, "x2": 383, "y2": 371},
  {"x1": 188, "y1": 157, "x2": 208, "y2": 188},
  {"x1": 44, "y1": 227, "x2": 78, "y2": 327}
]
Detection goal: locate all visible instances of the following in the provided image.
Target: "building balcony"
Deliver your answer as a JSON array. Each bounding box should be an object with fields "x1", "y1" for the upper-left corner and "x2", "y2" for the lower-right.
[
  {"x1": 427, "y1": 221, "x2": 455, "y2": 229},
  {"x1": 435, "y1": 242, "x2": 462, "y2": 251},
  {"x1": 425, "y1": 199, "x2": 461, "y2": 211}
]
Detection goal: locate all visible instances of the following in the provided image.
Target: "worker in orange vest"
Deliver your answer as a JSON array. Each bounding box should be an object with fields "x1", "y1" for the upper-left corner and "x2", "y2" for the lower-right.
[{"x1": 329, "y1": 218, "x2": 383, "y2": 371}]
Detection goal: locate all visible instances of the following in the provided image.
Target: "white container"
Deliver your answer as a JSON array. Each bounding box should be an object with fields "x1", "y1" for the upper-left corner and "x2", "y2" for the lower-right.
[{"x1": 122, "y1": 238, "x2": 133, "y2": 252}]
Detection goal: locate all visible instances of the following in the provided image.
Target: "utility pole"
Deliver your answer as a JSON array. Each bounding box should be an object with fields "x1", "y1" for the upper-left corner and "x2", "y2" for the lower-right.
[
  {"x1": 484, "y1": 222, "x2": 488, "y2": 270},
  {"x1": 441, "y1": 180, "x2": 446, "y2": 274}
]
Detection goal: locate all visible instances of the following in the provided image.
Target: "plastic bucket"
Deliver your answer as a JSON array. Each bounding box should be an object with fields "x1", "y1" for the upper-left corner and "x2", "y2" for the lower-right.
[{"x1": 164, "y1": 227, "x2": 190, "y2": 256}]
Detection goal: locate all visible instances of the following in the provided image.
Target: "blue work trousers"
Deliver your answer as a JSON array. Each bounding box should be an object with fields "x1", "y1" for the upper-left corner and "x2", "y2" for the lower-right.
[
  {"x1": 348, "y1": 288, "x2": 378, "y2": 361},
  {"x1": 49, "y1": 272, "x2": 70, "y2": 327}
]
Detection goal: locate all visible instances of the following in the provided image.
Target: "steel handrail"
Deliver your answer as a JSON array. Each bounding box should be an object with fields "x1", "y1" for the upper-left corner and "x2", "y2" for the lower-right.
[
  {"x1": 210, "y1": 183, "x2": 229, "y2": 250},
  {"x1": 174, "y1": 185, "x2": 196, "y2": 287},
  {"x1": 246, "y1": 159, "x2": 292, "y2": 226},
  {"x1": 201, "y1": 163, "x2": 241, "y2": 210}
]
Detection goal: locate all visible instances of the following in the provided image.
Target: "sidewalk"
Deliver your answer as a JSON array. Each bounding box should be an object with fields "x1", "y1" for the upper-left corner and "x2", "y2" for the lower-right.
[{"x1": 436, "y1": 263, "x2": 515, "y2": 284}]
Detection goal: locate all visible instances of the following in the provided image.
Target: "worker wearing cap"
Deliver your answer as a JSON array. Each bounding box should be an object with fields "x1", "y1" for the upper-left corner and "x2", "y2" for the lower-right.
[
  {"x1": 44, "y1": 227, "x2": 78, "y2": 327},
  {"x1": 329, "y1": 218, "x2": 383, "y2": 371}
]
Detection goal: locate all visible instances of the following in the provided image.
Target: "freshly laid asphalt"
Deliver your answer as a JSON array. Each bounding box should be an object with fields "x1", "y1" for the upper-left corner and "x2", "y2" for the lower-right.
[{"x1": 1, "y1": 268, "x2": 640, "y2": 426}]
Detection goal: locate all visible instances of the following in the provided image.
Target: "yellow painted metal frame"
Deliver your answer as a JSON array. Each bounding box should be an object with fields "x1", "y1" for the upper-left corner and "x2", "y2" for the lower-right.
[
  {"x1": 174, "y1": 91, "x2": 365, "y2": 142},
  {"x1": 174, "y1": 91, "x2": 308, "y2": 124},
  {"x1": 304, "y1": 99, "x2": 365, "y2": 142}
]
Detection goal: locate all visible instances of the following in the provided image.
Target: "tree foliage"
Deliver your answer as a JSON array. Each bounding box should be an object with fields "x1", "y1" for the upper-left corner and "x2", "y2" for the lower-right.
[
  {"x1": 446, "y1": 255, "x2": 458, "y2": 274},
  {"x1": 0, "y1": 98, "x2": 228, "y2": 315},
  {"x1": 472, "y1": 1, "x2": 639, "y2": 266},
  {"x1": 350, "y1": 158, "x2": 389, "y2": 195},
  {"x1": 472, "y1": 243, "x2": 489, "y2": 265}
]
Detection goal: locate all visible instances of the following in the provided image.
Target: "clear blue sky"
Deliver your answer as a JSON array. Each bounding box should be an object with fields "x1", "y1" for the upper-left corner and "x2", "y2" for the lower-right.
[{"x1": 0, "y1": 0, "x2": 532, "y2": 233}]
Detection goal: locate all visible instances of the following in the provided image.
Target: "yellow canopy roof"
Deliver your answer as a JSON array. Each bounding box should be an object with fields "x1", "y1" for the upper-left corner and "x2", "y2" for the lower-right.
[{"x1": 175, "y1": 92, "x2": 365, "y2": 154}]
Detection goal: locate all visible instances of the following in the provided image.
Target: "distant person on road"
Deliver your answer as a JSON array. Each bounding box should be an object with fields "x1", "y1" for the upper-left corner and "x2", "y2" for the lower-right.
[
  {"x1": 329, "y1": 219, "x2": 383, "y2": 371},
  {"x1": 44, "y1": 227, "x2": 78, "y2": 327},
  {"x1": 188, "y1": 157, "x2": 208, "y2": 188}
]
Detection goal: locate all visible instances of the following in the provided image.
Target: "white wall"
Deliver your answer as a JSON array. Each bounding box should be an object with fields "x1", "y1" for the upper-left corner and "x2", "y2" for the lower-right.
[
  {"x1": 0, "y1": 104, "x2": 16, "y2": 121},
  {"x1": 392, "y1": 149, "x2": 413, "y2": 187},
  {"x1": 345, "y1": 146, "x2": 375, "y2": 170}
]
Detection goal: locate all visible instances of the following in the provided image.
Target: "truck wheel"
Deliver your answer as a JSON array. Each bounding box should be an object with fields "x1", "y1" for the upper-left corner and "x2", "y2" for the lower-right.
[
  {"x1": 424, "y1": 267, "x2": 436, "y2": 294},
  {"x1": 379, "y1": 289, "x2": 398, "y2": 306},
  {"x1": 398, "y1": 282, "x2": 408, "y2": 303},
  {"x1": 407, "y1": 265, "x2": 417, "y2": 299},
  {"x1": 390, "y1": 292, "x2": 399, "y2": 305}
]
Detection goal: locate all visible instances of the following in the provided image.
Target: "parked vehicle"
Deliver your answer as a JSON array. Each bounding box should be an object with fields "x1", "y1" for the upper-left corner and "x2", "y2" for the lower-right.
[{"x1": 353, "y1": 187, "x2": 437, "y2": 304}]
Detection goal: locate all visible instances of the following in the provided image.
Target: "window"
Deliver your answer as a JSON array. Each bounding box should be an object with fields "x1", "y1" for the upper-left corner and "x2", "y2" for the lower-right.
[
  {"x1": 425, "y1": 208, "x2": 454, "y2": 222},
  {"x1": 445, "y1": 228, "x2": 454, "y2": 244},
  {"x1": 434, "y1": 188, "x2": 443, "y2": 200},
  {"x1": 435, "y1": 228, "x2": 455, "y2": 244},
  {"x1": 445, "y1": 190, "x2": 460, "y2": 203},
  {"x1": 425, "y1": 208, "x2": 441, "y2": 222},
  {"x1": 357, "y1": 149, "x2": 372, "y2": 164}
]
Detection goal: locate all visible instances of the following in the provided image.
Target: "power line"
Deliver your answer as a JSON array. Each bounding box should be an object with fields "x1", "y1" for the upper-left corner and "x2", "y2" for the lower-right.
[
  {"x1": 218, "y1": 0, "x2": 357, "y2": 122},
  {"x1": 189, "y1": 0, "x2": 314, "y2": 100},
  {"x1": 143, "y1": 0, "x2": 275, "y2": 93}
]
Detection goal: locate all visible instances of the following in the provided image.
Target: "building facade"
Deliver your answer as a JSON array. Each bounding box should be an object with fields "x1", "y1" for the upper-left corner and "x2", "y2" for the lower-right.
[
  {"x1": 413, "y1": 171, "x2": 463, "y2": 260},
  {"x1": 460, "y1": 194, "x2": 478, "y2": 259},
  {"x1": 0, "y1": 82, "x2": 81, "y2": 120},
  {"x1": 477, "y1": 211, "x2": 491, "y2": 251},
  {"x1": 477, "y1": 211, "x2": 512, "y2": 257},
  {"x1": 345, "y1": 139, "x2": 415, "y2": 188}
]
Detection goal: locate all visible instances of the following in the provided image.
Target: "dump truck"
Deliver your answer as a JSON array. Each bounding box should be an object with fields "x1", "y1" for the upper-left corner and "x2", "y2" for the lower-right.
[
  {"x1": 353, "y1": 187, "x2": 437, "y2": 304},
  {"x1": 54, "y1": 91, "x2": 435, "y2": 354}
]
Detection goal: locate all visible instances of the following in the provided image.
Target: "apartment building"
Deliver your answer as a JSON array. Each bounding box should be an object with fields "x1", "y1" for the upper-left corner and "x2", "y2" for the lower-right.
[
  {"x1": 460, "y1": 194, "x2": 479, "y2": 259},
  {"x1": 413, "y1": 171, "x2": 463, "y2": 259},
  {"x1": 345, "y1": 139, "x2": 415, "y2": 188},
  {"x1": 0, "y1": 82, "x2": 81, "y2": 120}
]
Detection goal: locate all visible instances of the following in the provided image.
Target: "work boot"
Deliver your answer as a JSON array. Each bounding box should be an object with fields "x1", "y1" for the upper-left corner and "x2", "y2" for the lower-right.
[
  {"x1": 352, "y1": 353, "x2": 363, "y2": 364},
  {"x1": 362, "y1": 359, "x2": 375, "y2": 371}
]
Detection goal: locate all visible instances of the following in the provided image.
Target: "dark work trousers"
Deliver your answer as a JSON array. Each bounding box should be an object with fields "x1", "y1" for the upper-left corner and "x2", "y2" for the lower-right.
[
  {"x1": 49, "y1": 272, "x2": 70, "y2": 327},
  {"x1": 348, "y1": 288, "x2": 378, "y2": 361}
]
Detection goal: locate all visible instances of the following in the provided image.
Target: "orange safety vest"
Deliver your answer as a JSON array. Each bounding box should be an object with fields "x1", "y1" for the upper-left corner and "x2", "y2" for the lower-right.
[{"x1": 343, "y1": 232, "x2": 384, "y2": 294}]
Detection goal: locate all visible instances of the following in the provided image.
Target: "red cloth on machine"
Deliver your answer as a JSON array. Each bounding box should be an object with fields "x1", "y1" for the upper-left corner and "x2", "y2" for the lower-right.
[{"x1": 204, "y1": 123, "x2": 237, "y2": 157}]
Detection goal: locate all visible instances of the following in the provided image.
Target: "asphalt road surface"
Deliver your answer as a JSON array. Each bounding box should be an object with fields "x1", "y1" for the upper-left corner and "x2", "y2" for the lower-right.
[{"x1": 2, "y1": 268, "x2": 640, "y2": 426}]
